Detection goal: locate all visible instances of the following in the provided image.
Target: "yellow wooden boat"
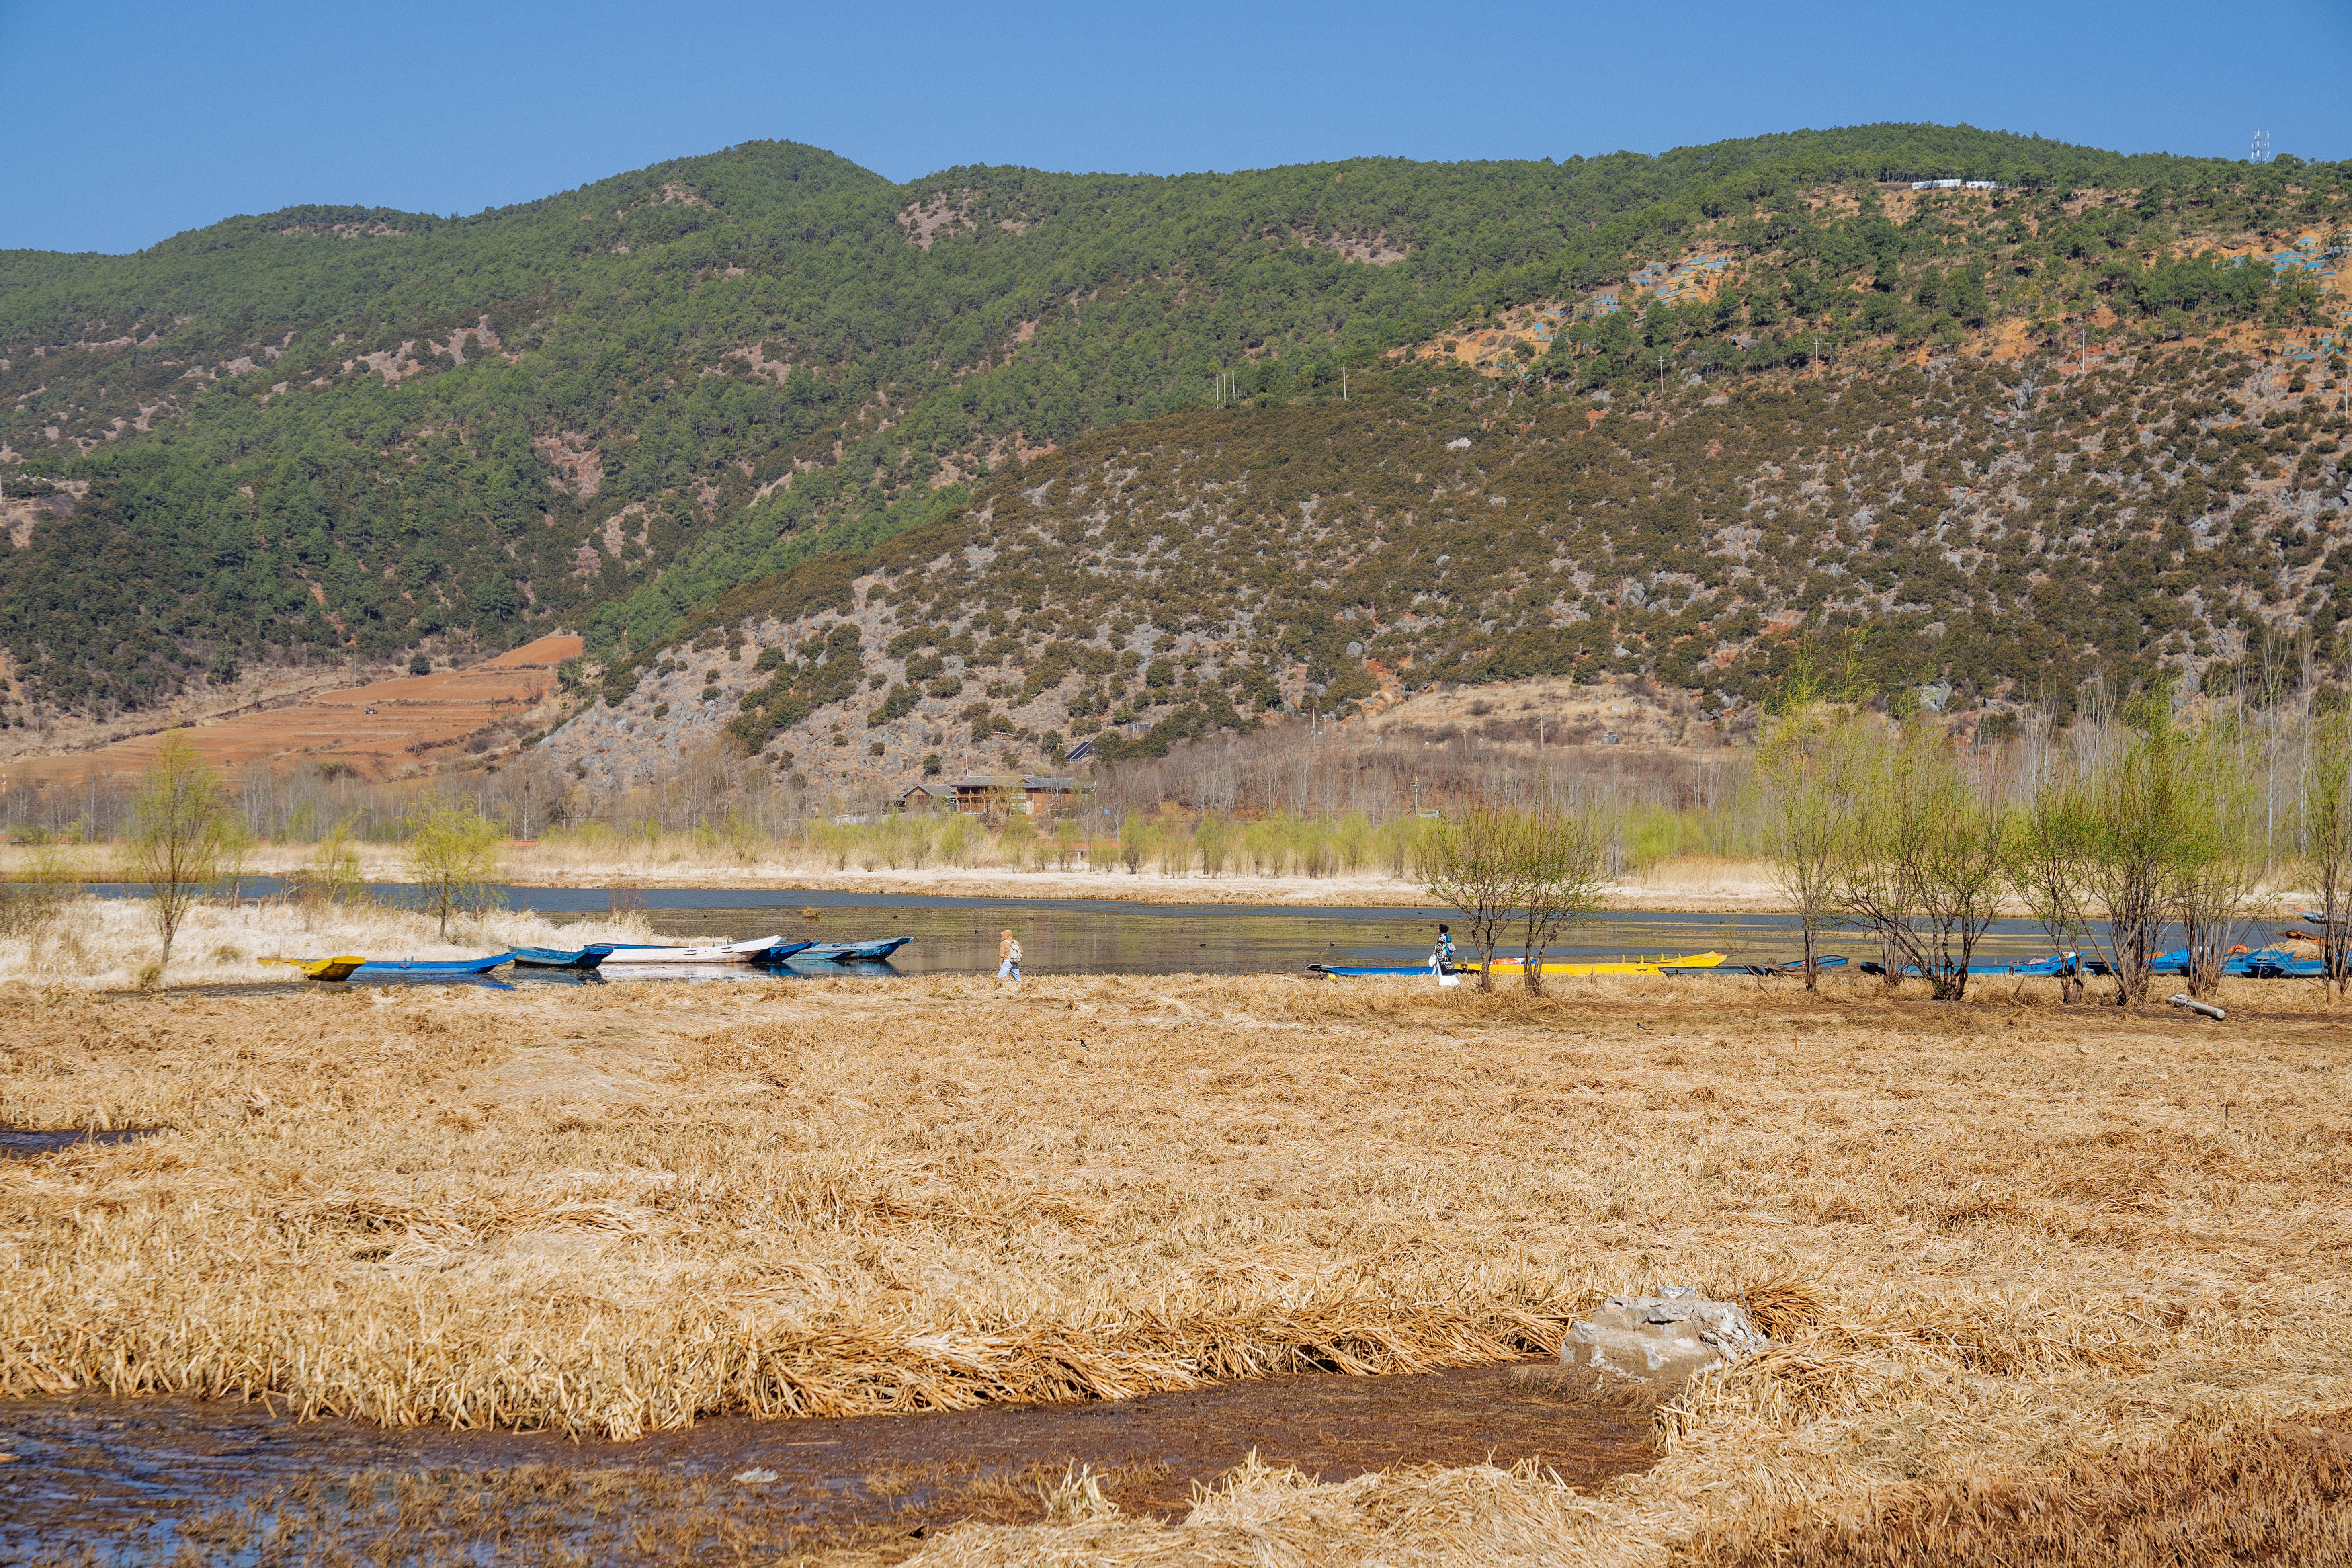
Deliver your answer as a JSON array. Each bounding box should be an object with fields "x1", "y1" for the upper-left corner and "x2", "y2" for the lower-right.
[
  {"x1": 1469, "y1": 950, "x2": 1728, "y2": 976},
  {"x1": 261, "y1": 956, "x2": 368, "y2": 982}
]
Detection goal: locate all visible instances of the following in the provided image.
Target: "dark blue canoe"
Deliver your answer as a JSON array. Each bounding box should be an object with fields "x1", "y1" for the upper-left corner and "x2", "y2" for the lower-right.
[
  {"x1": 508, "y1": 943, "x2": 617, "y2": 969},
  {"x1": 796, "y1": 937, "x2": 911, "y2": 963},
  {"x1": 2150, "y1": 947, "x2": 2327, "y2": 979},
  {"x1": 1861, "y1": 955, "x2": 2088, "y2": 978},
  {"x1": 351, "y1": 955, "x2": 511, "y2": 978}
]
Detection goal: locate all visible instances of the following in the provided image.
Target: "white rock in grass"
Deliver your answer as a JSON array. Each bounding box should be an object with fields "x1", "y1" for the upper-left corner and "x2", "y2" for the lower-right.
[
  {"x1": 734, "y1": 1468, "x2": 778, "y2": 1483},
  {"x1": 1562, "y1": 1284, "x2": 1767, "y2": 1385}
]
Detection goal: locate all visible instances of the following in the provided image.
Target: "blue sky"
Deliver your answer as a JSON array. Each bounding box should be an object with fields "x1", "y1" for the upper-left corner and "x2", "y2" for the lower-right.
[{"x1": 3, "y1": 0, "x2": 2346, "y2": 254}]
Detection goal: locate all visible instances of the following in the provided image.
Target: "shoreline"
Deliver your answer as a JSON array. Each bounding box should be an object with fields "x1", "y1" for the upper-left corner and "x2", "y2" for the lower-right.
[{"x1": 9, "y1": 847, "x2": 1799, "y2": 913}]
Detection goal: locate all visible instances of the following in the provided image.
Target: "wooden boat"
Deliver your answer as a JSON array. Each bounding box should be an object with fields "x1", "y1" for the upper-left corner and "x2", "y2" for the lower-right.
[
  {"x1": 267, "y1": 955, "x2": 368, "y2": 982},
  {"x1": 795, "y1": 937, "x2": 912, "y2": 963},
  {"x1": 1470, "y1": 951, "x2": 1728, "y2": 976},
  {"x1": 350, "y1": 955, "x2": 511, "y2": 978},
  {"x1": 600, "y1": 936, "x2": 809, "y2": 965},
  {"x1": 507, "y1": 943, "x2": 617, "y2": 969},
  {"x1": 1309, "y1": 962, "x2": 1455, "y2": 979},
  {"x1": 2148, "y1": 946, "x2": 2326, "y2": 979}
]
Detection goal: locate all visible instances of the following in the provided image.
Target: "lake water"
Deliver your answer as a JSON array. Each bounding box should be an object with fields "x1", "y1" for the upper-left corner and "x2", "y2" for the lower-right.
[{"x1": 67, "y1": 879, "x2": 2144, "y2": 980}]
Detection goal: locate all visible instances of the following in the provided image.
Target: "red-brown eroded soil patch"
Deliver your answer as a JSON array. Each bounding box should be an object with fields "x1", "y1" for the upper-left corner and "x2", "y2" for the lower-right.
[{"x1": 3, "y1": 633, "x2": 582, "y2": 785}]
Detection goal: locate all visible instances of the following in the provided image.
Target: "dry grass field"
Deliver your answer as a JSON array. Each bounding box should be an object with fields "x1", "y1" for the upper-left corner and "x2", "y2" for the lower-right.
[
  {"x1": 0, "y1": 841, "x2": 1790, "y2": 913},
  {"x1": 2, "y1": 971, "x2": 2348, "y2": 1564}
]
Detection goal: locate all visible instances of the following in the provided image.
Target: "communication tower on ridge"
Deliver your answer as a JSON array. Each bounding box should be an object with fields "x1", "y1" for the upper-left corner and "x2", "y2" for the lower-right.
[{"x1": 2252, "y1": 130, "x2": 2271, "y2": 164}]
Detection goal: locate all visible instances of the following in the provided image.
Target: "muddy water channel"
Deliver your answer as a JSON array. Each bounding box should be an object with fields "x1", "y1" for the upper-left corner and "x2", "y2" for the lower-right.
[{"x1": 2, "y1": 1365, "x2": 1648, "y2": 1564}]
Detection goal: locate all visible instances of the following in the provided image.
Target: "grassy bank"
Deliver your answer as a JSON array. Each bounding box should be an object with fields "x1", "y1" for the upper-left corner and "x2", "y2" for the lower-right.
[{"x1": 1, "y1": 973, "x2": 2345, "y2": 1562}]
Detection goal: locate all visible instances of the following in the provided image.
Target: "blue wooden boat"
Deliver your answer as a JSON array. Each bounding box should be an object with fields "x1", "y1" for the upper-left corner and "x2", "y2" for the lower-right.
[
  {"x1": 351, "y1": 955, "x2": 511, "y2": 978},
  {"x1": 797, "y1": 937, "x2": 911, "y2": 963},
  {"x1": 507, "y1": 943, "x2": 617, "y2": 969},
  {"x1": 1309, "y1": 963, "x2": 1453, "y2": 978}
]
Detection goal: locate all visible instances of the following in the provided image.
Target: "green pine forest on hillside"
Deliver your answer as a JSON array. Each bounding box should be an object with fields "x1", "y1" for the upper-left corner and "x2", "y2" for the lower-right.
[{"x1": 0, "y1": 124, "x2": 2346, "y2": 752}]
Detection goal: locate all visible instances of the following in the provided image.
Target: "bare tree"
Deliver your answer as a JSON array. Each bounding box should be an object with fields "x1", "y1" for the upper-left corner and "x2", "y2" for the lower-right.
[
  {"x1": 1836, "y1": 726, "x2": 2010, "y2": 1000},
  {"x1": 1507, "y1": 810, "x2": 1611, "y2": 995},
  {"x1": 1423, "y1": 808, "x2": 1528, "y2": 993},
  {"x1": 123, "y1": 733, "x2": 234, "y2": 981}
]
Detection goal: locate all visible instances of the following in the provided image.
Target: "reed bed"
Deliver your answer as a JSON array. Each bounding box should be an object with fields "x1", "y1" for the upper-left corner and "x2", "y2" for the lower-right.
[
  {"x1": 0, "y1": 895, "x2": 662, "y2": 990},
  {"x1": 1, "y1": 972, "x2": 2347, "y2": 1564}
]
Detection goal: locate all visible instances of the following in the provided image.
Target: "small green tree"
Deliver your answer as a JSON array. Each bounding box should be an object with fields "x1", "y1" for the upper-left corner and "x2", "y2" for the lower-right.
[
  {"x1": 124, "y1": 733, "x2": 234, "y2": 980},
  {"x1": 2172, "y1": 716, "x2": 2264, "y2": 1000},
  {"x1": 405, "y1": 803, "x2": 505, "y2": 938},
  {"x1": 2080, "y1": 712, "x2": 2193, "y2": 1006},
  {"x1": 293, "y1": 818, "x2": 365, "y2": 908},
  {"x1": 2008, "y1": 752, "x2": 2097, "y2": 1004},
  {"x1": 2300, "y1": 702, "x2": 2352, "y2": 994},
  {"x1": 1752, "y1": 706, "x2": 1859, "y2": 991}
]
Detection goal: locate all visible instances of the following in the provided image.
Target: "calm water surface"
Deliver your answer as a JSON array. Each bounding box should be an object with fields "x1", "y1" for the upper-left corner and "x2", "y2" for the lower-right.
[{"x1": 74, "y1": 879, "x2": 2120, "y2": 979}]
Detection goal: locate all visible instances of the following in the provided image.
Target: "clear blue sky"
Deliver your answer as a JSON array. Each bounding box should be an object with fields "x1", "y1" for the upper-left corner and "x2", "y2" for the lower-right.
[{"x1": 3, "y1": 0, "x2": 2346, "y2": 255}]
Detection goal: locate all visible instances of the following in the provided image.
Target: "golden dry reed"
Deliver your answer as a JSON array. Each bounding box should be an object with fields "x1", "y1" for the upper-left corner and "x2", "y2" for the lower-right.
[{"x1": 1, "y1": 970, "x2": 2348, "y2": 1565}]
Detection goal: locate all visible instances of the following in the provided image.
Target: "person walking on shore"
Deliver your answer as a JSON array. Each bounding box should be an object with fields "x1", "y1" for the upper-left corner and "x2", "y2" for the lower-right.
[{"x1": 997, "y1": 928, "x2": 1023, "y2": 984}]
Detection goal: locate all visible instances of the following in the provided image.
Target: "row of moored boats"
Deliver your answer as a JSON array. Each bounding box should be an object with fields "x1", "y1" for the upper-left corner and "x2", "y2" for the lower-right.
[
  {"x1": 291, "y1": 935, "x2": 910, "y2": 982},
  {"x1": 1311, "y1": 943, "x2": 2337, "y2": 981}
]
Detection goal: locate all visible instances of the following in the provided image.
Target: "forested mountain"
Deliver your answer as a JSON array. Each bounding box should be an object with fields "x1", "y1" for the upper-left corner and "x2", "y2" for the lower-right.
[
  {"x1": 0, "y1": 124, "x2": 2345, "y2": 745},
  {"x1": 546, "y1": 331, "x2": 2351, "y2": 796}
]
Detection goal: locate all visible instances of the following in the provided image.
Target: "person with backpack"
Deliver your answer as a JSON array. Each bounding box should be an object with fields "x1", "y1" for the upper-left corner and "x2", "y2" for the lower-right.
[{"x1": 997, "y1": 928, "x2": 1023, "y2": 984}]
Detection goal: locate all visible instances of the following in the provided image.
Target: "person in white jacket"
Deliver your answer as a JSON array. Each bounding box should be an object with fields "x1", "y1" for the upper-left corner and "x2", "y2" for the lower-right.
[{"x1": 997, "y1": 929, "x2": 1023, "y2": 983}]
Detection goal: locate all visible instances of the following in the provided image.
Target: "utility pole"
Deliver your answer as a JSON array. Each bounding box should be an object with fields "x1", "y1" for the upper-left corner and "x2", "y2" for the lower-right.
[
  {"x1": 1811, "y1": 334, "x2": 1820, "y2": 379},
  {"x1": 1341, "y1": 364, "x2": 1348, "y2": 400}
]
